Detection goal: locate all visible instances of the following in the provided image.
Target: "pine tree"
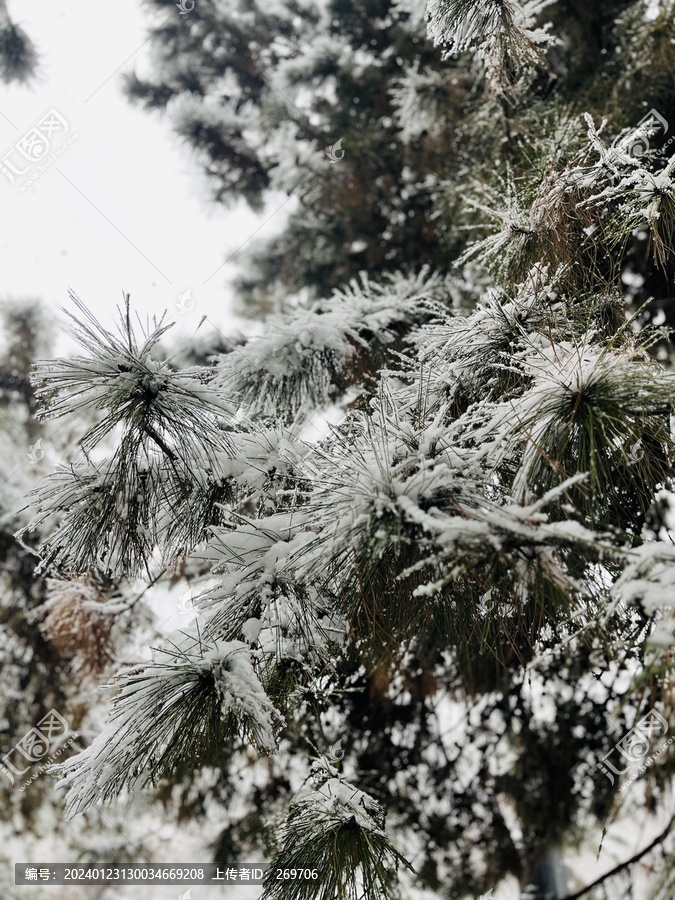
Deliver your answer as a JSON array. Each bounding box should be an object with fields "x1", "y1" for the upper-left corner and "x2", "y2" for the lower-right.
[
  {"x1": 0, "y1": 301, "x2": 70, "y2": 822},
  {"x1": 0, "y1": 303, "x2": 124, "y2": 894},
  {"x1": 21, "y1": 2, "x2": 675, "y2": 899},
  {"x1": 0, "y1": 303, "x2": 212, "y2": 897},
  {"x1": 125, "y1": 0, "x2": 675, "y2": 324},
  {"x1": 124, "y1": 0, "x2": 470, "y2": 313}
]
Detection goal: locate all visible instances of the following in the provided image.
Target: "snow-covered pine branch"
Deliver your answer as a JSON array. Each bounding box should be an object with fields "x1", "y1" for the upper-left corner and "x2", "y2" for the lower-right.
[
  {"x1": 22, "y1": 293, "x2": 237, "y2": 575},
  {"x1": 31, "y1": 253, "x2": 675, "y2": 821},
  {"x1": 13, "y1": 6, "x2": 675, "y2": 897},
  {"x1": 458, "y1": 114, "x2": 675, "y2": 291},
  {"x1": 425, "y1": 0, "x2": 557, "y2": 92},
  {"x1": 609, "y1": 541, "x2": 675, "y2": 649},
  {"x1": 263, "y1": 769, "x2": 413, "y2": 900},
  {"x1": 197, "y1": 508, "x2": 348, "y2": 666},
  {"x1": 214, "y1": 269, "x2": 451, "y2": 422},
  {"x1": 578, "y1": 151, "x2": 675, "y2": 269},
  {"x1": 53, "y1": 641, "x2": 284, "y2": 818},
  {"x1": 32, "y1": 291, "x2": 234, "y2": 461}
]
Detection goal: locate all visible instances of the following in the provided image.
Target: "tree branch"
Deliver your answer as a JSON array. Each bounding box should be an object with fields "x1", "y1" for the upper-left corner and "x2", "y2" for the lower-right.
[{"x1": 563, "y1": 814, "x2": 675, "y2": 900}]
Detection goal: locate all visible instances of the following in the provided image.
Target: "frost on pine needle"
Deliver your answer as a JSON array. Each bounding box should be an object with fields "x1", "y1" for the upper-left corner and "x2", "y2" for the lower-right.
[
  {"x1": 23, "y1": 294, "x2": 239, "y2": 575},
  {"x1": 390, "y1": 64, "x2": 453, "y2": 142},
  {"x1": 569, "y1": 113, "x2": 664, "y2": 191},
  {"x1": 198, "y1": 511, "x2": 347, "y2": 667},
  {"x1": 259, "y1": 394, "x2": 596, "y2": 662},
  {"x1": 498, "y1": 338, "x2": 675, "y2": 520},
  {"x1": 52, "y1": 641, "x2": 284, "y2": 817},
  {"x1": 19, "y1": 439, "x2": 237, "y2": 576},
  {"x1": 263, "y1": 773, "x2": 413, "y2": 900},
  {"x1": 456, "y1": 171, "x2": 584, "y2": 284},
  {"x1": 214, "y1": 269, "x2": 450, "y2": 421},
  {"x1": 425, "y1": 0, "x2": 557, "y2": 93},
  {"x1": 456, "y1": 113, "x2": 675, "y2": 290},
  {"x1": 458, "y1": 172, "x2": 536, "y2": 277},
  {"x1": 609, "y1": 543, "x2": 675, "y2": 651},
  {"x1": 32, "y1": 292, "x2": 234, "y2": 463},
  {"x1": 20, "y1": 457, "x2": 161, "y2": 576},
  {"x1": 580, "y1": 158, "x2": 675, "y2": 269},
  {"x1": 412, "y1": 269, "x2": 566, "y2": 401}
]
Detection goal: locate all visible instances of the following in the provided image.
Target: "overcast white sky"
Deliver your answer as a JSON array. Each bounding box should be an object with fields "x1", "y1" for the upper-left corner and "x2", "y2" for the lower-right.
[{"x1": 0, "y1": 0, "x2": 288, "y2": 354}]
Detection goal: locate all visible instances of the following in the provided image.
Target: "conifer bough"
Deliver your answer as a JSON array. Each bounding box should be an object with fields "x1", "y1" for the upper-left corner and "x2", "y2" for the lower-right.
[{"x1": 20, "y1": 2, "x2": 675, "y2": 898}]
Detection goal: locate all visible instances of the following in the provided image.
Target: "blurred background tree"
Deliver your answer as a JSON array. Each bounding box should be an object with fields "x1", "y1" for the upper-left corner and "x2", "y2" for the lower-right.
[
  {"x1": 0, "y1": 0, "x2": 37, "y2": 85},
  {"x1": 126, "y1": 0, "x2": 675, "y2": 325}
]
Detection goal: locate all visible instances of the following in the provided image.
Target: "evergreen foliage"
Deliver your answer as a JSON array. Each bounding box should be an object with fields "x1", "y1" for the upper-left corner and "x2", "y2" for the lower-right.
[{"x1": 18, "y1": 2, "x2": 675, "y2": 898}]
